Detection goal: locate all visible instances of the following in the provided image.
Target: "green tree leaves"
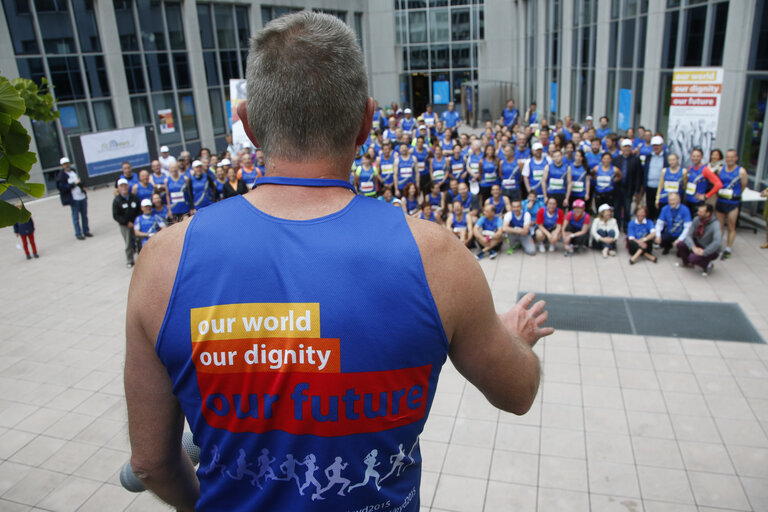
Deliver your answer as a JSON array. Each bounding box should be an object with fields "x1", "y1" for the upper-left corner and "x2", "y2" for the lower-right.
[{"x1": 0, "y1": 73, "x2": 59, "y2": 227}]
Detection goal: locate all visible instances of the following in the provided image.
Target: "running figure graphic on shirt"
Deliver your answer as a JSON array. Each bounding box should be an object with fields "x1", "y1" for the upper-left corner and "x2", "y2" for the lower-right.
[
  {"x1": 380, "y1": 444, "x2": 407, "y2": 483},
  {"x1": 403, "y1": 438, "x2": 419, "y2": 469},
  {"x1": 277, "y1": 453, "x2": 303, "y2": 493},
  {"x1": 200, "y1": 445, "x2": 227, "y2": 476},
  {"x1": 255, "y1": 448, "x2": 278, "y2": 489},
  {"x1": 298, "y1": 454, "x2": 325, "y2": 501},
  {"x1": 316, "y1": 456, "x2": 351, "y2": 497},
  {"x1": 348, "y1": 449, "x2": 382, "y2": 491},
  {"x1": 226, "y1": 449, "x2": 259, "y2": 485}
]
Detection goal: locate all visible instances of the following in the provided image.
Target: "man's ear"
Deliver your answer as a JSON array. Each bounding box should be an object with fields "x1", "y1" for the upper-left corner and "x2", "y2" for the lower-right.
[
  {"x1": 237, "y1": 101, "x2": 260, "y2": 148},
  {"x1": 355, "y1": 98, "x2": 375, "y2": 147}
]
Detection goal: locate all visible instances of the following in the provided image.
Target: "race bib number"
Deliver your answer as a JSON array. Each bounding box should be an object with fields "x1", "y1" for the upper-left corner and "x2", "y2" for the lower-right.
[
  {"x1": 453, "y1": 226, "x2": 466, "y2": 232},
  {"x1": 400, "y1": 167, "x2": 413, "y2": 179},
  {"x1": 533, "y1": 169, "x2": 544, "y2": 180},
  {"x1": 549, "y1": 178, "x2": 564, "y2": 190},
  {"x1": 452, "y1": 164, "x2": 464, "y2": 173},
  {"x1": 502, "y1": 178, "x2": 516, "y2": 189},
  {"x1": 664, "y1": 181, "x2": 680, "y2": 194},
  {"x1": 482, "y1": 230, "x2": 495, "y2": 237},
  {"x1": 597, "y1": 175, "x2": 612, "y2": 188},
  {"x1": 170, "y1": 191, "x2": 184, "y2": 202},
  {"x1": 685, "y1": 182, "x2": 697, "y2": 196},
  {"x1": 433, "y1": 170, "x2": 445, "y2": 181},
  {"x1": 360, "y1": 181, "x2": 374, "y2": 193},
  {"x1": 417, "y1": 162, "x2": 426, "y2": 171},
  {"x1": 380, "y1": 164, "x2": 394, "y2": 176},
  {"x1": 484, "y1": 172, "x2": 497, "y2": 183},
  {"x1": 718, "y1": 188, "x2": 733, "y2": 199},
  {"x1": 572, "y1": 181, "x2": 585, "y2": 193},
  {"x1": 470, "y1": 162, "x2": 479, "y2": 172},
  {"x1": 425, "y1": 117, "x2": 435, "y2": 126}
]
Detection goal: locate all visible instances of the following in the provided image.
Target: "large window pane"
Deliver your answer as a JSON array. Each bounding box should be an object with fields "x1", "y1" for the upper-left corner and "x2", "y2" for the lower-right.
[
  {"x1": 236, "y1": 7, "x2": 250, "y2": 48},
  {"x1": 451, "y1": 8, "x2": 470, "y2": 41},
  {"x1": 636, "y1": 16, "x2": 647, "y2": 68},
  {"x1": 93, "y1": 100, "x2": 116, "y2": 131},
  {"x1": 72, "y1": 0, "x2": 100, "y2": 52},
  {"x1": 662, "y1": 11, "x2": 679, "y2": 68},
  {"x1": 754, "y1": 1, "x2": 768, "y2": 70},
  {"x1": 173, "y1": 52, "x2": 191, "y2": 89},
  {"x1": 137, "y1": 0, "x2": 166, "y2": 51},
  {"x1": 429, "y1": 9, "x2": 450, "y2": 42},
  {"x1": 739, "y1": 78, "x2": 768, "y2": 172},
  {"x1": 145, "y1": 53, "x2": 173, "y2": 91},
  {"x1": 58, "y1": 102, "x2": 91, "y2": 136},
  {"x1": 209, "y1": 88, "x2": 226, "y2": 135},
  {"x1": 124, "y1": 54, "x2": 145, "y2": 93},
  {"x1": 197, "y1": 4, "x2": 214, "y2": 49},
  {"x1": 31, "y1": 119, "x2": 61, "y2": 169},
  {"x1": 180, "y1": 93, "x2": 198, "y2": 141},
  {"x1": 115, "y1": 0, "x2": 139, "y2": 51},
  {"x1": 3, "y1": 0, "x2": 40, "y2": 54},
  {"x1": 473, "y1": 6, "x2": 484, "y2": 40},
  {"x1": 431, "y1": 45, "x2": 449, "y2": 68},
  {"x1": 452, "y1": 43, "x2": 471, "y2": 68},
  {"x1": 36, "y1": 1, "x2": 76, "y2": 54},
  {"x1": 48, "y1": 57, "x2": 86, "y2": 101},
  {"x1": 131, "y1": 95, "x2": 152, "y2": 126},
  {"x1": 16, "y1": 58, "x2": 47, "y2": 87},
  {"x1": 409, "y1": 46, "x2": 429, "y2": 70},
  {"x1": 620, "y1": 19, "x2": 635, "y2": 68},
  {"x1": 608, "y1": 22, "x2": 618, "y2": 68},
  {"x1": 682, "y1": 6, "x2": 706, "y2": 66},
  {"x1": 634, "y1": 71, "x2": 643, "y2": 129},
  {"x1": 215, "y1": 4, "x2": 237, "y2": 49},
  {"x1": 84, "y1": 55, "x2": 110, "y2": 98},
  {"x1": 219, "y1": 51, "x2": 240, "y2": 81},
  {"x1": 409, "y1": 11, "x2": 427, "y2": 43},
  {"x1": 709, "y1": 2, "x2": 728, "y2": 66},
  {"x1": 165, "y1": 2, "x2": 185, "y2": 50},
  {"x1": 203, "y1": 52, "x2": 219, "y2": 86},
  {"x1": 452, "y1": 70, "x2": 471, "y2": 103}
]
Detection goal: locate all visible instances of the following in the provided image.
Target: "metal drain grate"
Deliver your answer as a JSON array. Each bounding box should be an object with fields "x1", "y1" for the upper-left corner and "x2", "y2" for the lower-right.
[{"x1": 518, "y1": 292, "x2": 764, "y2": 343}]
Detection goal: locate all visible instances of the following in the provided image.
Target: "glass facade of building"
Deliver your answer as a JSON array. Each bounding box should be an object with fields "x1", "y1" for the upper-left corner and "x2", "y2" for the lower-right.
[
  {"x1": 394, "y1": 0, "x2": 484, "y2": 114},
  {"x1": 740, "y1": 1, "x2": 768, "y2": 186},
  {"x1": 570, "y1": 0, "x2": 597, "y2": 124}
]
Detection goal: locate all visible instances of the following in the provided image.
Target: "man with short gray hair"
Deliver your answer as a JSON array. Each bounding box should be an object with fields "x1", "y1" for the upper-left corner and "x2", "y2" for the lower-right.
[{"x1": 125, "y1": 12, "x2": 550, "y2": 511}]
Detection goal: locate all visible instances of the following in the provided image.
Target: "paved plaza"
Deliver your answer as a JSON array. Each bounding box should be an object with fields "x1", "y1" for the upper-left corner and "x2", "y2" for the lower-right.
[{"x1": 0, "y1": 186, "x2": 767, "y2": 511}]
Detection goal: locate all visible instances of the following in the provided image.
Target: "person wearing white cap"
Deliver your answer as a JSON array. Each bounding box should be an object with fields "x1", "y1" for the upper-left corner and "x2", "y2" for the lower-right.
[
  {"x1": 399, "y1": 108, "x2": 415, "y2": 134},
  {"x1": 591, "y1": 203, "x2": 619, "y2": 258},
  {"x1": 55, "y1": 156, "x2": 92, "y2": 240},
  {"x1": 112, "y1": 178, "x2": 140, "y2": 267},
  {"x1": 134, "y1": 198, "x2": 166, "y2": 250},
  {"x1": 522, "y1": 141, "x2": 549, "y2": 199},
  {"x1": 188, "y1": 159, "x2": 218, "y2": 213},
  {"x1": 643, "y1": 135, "x2": 668, "y2": 221},
  {"x1": 158, "y1": 145, "x2": 176, "y2": 173},
  {"x1": 582, "y1": 115, "x2": 594, "y2": 133},
  {"x1": 114, "y1": 161, "x2": 139, "y2": 196},
  {"x1": 611, "y1": 138, "x2": 644, "y2": 232}
]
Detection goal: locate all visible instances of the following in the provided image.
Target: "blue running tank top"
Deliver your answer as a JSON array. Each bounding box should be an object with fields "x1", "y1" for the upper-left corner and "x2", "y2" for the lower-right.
[
  {"x1": 660, "y1": 167, "x2": 685, "y2": 205},
  {"x1": 467, "y1": 153, "x2": 482, "y2": 180},
  {"x1": 379, "y1": 153, "x2": 396, "y2": 187},
  {"x1": 168, "y1": 175, "x2": 190, "y2": 215},
  {"x1": 136, "y1": 182, "x2": 154, "y2": 203},
  {"x1": 480, "y1": 158, "x2": 500, "y2": 187},
  {"x1": 156, "y1": 184, "x2": 448, "y2": 512},
  {"x1": 717, "y1": 166, "x2": 742, "y2": 205},
  {"x1": 449, "y1": 155, "x2": 466, "y2": 182},
  {"x1": 507, "y1": 211, "x2": 527, "y2": 229},
  {"x1": 488, "y1": 196, "x2": 505, "y2": 215},
  {"x1": 413, "y1": 147, "x2": 430, "y2": 178},
  {"x1": 527, "y1": 158, "x2": 547, "y2": 195},
  {"x1": 547, "y1": 163, "x2": 568, "y2": 194},
  {"x1": 570, "y1": 165, "x2": 588, "y2": 198},
  {"x1": 428, "y1": 192, "x2": 442, "y2": 208},
  {"x1": 595, "y1": 165, "x2": 615, "y2": 193},
  {"x1": 397, "y1": 155, "x2": 416, "y2": 189},
  {"x1": 431, "y1": 157, "x2": 447, "y2": 183},
  {"x1": 500, "y1": 159, "x2": 520, "y2": 193},
  {"x1": 685, "y1": 164, "x2": 708, "y2": 203},
  {"x1": 542, "y1": 208, "x2": 560, "y2": 230},
  {"x1": 190, "y1": 174, "x2": 216, "y2": 209}
]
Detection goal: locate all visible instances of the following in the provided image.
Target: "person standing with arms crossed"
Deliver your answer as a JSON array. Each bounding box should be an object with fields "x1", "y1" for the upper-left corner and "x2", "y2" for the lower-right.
[{"x1": 125, "y1": 12, "x2": 551, "y2": 512}]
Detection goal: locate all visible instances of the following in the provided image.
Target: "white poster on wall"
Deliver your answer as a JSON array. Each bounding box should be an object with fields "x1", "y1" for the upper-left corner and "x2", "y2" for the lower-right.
[
  {"x1": 80, "y1": 126, "x2": 151, "y2": 177},
  {"x1": 229, "y1": 79, "x2": 253, "y2": 150},
  {"x1": 667, "y1": 67, "x2": 723, "y2": 168}
]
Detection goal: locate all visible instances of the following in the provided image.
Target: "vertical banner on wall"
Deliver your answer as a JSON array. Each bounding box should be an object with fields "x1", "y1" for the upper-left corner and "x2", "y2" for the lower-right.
[
  {"x1": 667, "y1": 67, "x2": 723, "y2": 167},
  {"x1": 229, "y1": 79, "x2": 252, "y2": 149},
  {"x1": 550, "y1": 82, "x2": 558, "y2": 116},
  {"x1": 618, "y1": 89, "x2": 632, "y2": 131},
  {"x1": 157, "y1": 109, "x2": 175, "y2": 134}
]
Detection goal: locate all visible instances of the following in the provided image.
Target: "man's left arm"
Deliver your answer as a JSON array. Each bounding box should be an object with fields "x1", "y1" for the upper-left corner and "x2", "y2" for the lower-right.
[
  {"x1": 701, "y1": 221, "x2": 722, "y2": 256},
  {"x1": 125, "y1": 225, "x2": 199, "y2": 510}
]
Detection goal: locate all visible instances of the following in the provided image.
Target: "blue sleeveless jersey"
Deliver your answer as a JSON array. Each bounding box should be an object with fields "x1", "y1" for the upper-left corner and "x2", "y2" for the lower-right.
[
  {"x1": 570, "y1": 165, "x2": 588, "y2": 198},
  {"x1": 542, "y1": 208, "x2": 560, "y2": 230},
  {"x1": 156, "y1": 193, "x2": 448, "y2": 511},
  {"x1": 527, "y1": 158, "x2": 547, "y2": 195},
  {"x1": 136, "y1": 182, "x2": 154, "y2": 203},
  {"x1": 431, "y1": 157, "x2": 447, "y2": 183},
  {"x1": 397, "y1": 156, "x2": 416, "y2": 188},
  {"x1": 685, "y1": 165, "x2": 707, "y2": 203},
  {"x1": 585, "y1": 151, "x2": 602, "y2": 172},
  {"x1": 513, "y1": 147, "x2": 531, "y2": 162},
  {"x1": 595, "y1": 166, "x2": 615, "y2": 193},
  {"x1": 404, "y1": 196, "x2": 419, "y2": 215},
  {"x1": 488, "y1": 196, "x2": 505, "y2": 215},
  {"x1": 717, "y1": 166, "x2": 742, "y2": 205},
  {"x1": 547, "y1": 163, "x2": 568, "y2": 194},
  {"x1": 440, "y1": 137, "x2": 453, "y2": 152},
  {"x1": 467, "y1": 153, "x2": 482, "y2": 179},
  {"x1": 401, "y1": 118, "x2": 415, "y2": 132},
  {"x1": 507, "y1": 211, "x2": 527, "y2": 229},
  {"x1": 190, "y1": 174, "x2": 216, "y2": 209},
  {"x1": 428, "y1": 192, "x2": 442, "y2": 208},
  {"x1": 168, "y1": 175, "x2": 190, "y2": 215},
  {"x1": 449, "y1": 156, "x2": 465, "y2": 182},
  {"x1": 240, "y1": 168, "x2": 261, "y2": 189},
  {"x1": 378, "y1": 154, "x2": 396, "y2": 187},
  {"x1": 500, "y1": 159, "x2": 519, "y2": 192},
  {"x1": 412, "y1": 148, "x2": 430, "y2": 177},
  {"x1": 152, "y1": 173, "x2": 168, "y2": 190},
  {"x1": 660, "y1": 167, "x2": 685, "y2": 204},
  {"x1": 480, "y1": 158, "x2": 500, "y2": 187},
  {"x1": 134, "y1": 213, "x2": 163, "y2": 247}
]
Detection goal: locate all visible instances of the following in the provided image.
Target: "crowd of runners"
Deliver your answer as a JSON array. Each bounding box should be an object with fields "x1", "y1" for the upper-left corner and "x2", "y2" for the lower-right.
[{"x1": 108, "y1": 99, "x2": 762, "y2": 273}]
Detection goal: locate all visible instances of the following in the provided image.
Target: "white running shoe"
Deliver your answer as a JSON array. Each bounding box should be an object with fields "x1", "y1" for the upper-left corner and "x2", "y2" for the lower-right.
[
  {"x1": 548, "y1": 244, "x2": 555, "y2": 252},
  {"x1": 539, "y1": 244, "x2": 546, "y2": 253}
]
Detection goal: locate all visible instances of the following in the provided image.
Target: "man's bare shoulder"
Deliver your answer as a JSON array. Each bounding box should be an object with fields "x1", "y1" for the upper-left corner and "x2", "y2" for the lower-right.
[{"x1": 128, "y1": 218, "x2": 191, "y2": 343}]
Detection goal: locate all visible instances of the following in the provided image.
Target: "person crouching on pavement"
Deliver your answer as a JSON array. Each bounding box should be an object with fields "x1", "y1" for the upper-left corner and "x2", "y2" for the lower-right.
[{"x1": 676, "y1": 203, "x2": 722, "y2": 276}]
